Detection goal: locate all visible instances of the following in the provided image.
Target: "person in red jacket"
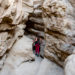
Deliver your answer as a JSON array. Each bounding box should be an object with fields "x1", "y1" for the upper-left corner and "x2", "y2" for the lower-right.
[
  {"x1": 33, "y1": 37, "x2": 40, "y2": 56},
  {"x1": 35, "y1": 40, "x2": 40, "y2": 56}
]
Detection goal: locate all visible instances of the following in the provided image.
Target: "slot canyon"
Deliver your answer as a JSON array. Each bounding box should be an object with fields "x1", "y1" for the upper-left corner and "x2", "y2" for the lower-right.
[{"x1": 0, "y1": 0, "x2": 75, "y2": 75}]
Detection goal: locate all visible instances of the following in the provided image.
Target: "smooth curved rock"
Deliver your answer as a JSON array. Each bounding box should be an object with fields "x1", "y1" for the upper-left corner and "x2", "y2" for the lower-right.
[
  {"x1": 0, "y1": 36, "x2": 35, "y2": 75},
  {"x1": 65, "y1": 54, "x2": 75, "y2": 75}
]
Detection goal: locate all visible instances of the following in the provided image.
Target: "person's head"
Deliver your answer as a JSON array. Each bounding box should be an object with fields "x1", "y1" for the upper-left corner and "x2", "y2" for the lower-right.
[
  {"x1": 35, "y1": 37, "x2": 38, "y2": 41},
  {"x1": 37, "y1": 37, "x2": 40, "y2": 41}
]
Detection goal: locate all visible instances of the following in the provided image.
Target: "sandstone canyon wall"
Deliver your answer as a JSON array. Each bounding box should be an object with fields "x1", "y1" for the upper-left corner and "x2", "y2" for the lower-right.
[
  {"x1": 42, "y1": 0, "x2": 75, "y2": 67},
  {"x1": 0, "y1": 0, "x2": 75, "y2": 75},
  {"x1": 0, "y1": 0, "x2": 34, "y2": 70}
]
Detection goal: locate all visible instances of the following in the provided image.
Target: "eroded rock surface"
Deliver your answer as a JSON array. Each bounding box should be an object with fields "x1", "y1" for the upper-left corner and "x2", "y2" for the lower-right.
[
  {"x1": 0, "y1": 0, "x2": 33, "y2": 70},
  {"x1": 0, "y1": 0, "x2": 75, "y2": 75},
  {"x1": 25, "y1": 0, "x2": 44, "y2": 38},
  {"x1": 37, "y1": 58, "x2": 64, "y2": 75},
  {"x1": 42, "y1": 0, "x2": 75, "y2": 67},
  {"x1": 0, "y1": 36, "x2": 35, "y2": 75},
  {"x1": 65, "y1": 54, "x2": 75, "y2": 75}
]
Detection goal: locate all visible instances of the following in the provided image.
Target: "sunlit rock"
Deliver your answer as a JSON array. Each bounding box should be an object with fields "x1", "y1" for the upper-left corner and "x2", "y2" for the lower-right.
[
  {"x1": 42, "y1": 0, "x2": 75, "y2": 67},
  {"x1": 0, "y1": 0, "x2": 34, "y2": 70}
]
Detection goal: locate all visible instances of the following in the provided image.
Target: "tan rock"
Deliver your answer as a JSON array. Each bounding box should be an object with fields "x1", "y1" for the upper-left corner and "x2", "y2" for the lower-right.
[
  {"x1": 0, "y1": 36, "x2": 35, "y2": 75},
  {"x1": 0, "y1": 32, "x2": 8, "y2": 57},
  {"x1": 42, "y1": 0, "x2": 75, "y2": 67},
  {"x1": 0, "y1": 55, "x2": 6, "y2": 69},
  {"x1": 37, "y1": 58, "x2": 64, "y2": 75},
  {"x1": 0, "y1": 0, "x2": 34, "y2": 70}
]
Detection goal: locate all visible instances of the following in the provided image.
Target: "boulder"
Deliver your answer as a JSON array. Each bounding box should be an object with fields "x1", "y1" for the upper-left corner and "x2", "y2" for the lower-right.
[{"x1": 65, "y1": 54, "x2": 75, "y2": 75}]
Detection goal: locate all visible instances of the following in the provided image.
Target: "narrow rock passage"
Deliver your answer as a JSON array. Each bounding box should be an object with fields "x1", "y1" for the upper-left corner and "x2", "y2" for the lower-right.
[{"x1": 37, "y1": 58, "x2": 64, "y2": 75}]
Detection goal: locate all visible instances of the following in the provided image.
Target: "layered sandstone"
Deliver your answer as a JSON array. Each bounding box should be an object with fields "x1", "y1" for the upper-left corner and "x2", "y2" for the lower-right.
[
  {"x1": 0, "y1": 0, "x2": 34, "y2": 70},
  {"x1": 0, "y1": 0, "x2": 75, "y2": 75},
  {"x1": 25, "y1": 0, "x2": 44, "y2": 38},
  {"x1": 42, "y1": 0, "x2": 75, "y2": 67}
]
